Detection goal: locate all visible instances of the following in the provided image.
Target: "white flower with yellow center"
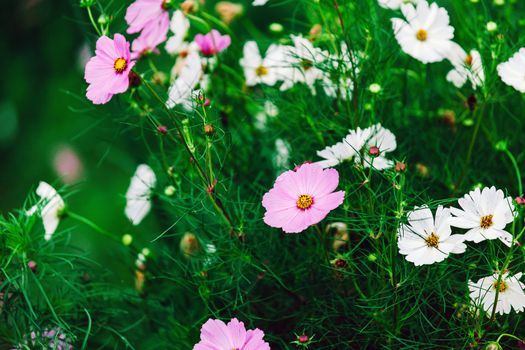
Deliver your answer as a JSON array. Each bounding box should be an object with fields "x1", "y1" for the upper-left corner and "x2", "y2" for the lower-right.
[
  {"x1": 391, "y1": 1, "x2": 455, "y2": 63},
  {"x1": 398, "y1": 205, "x2": 466, "y2": 266},
  {"x1": 280, "y1": 35, "x2": 327, "y2": 91},
  {"x1": 497, "y1": 48, "x2": 525, "y2": 93},
  {"x1": 240, "y1": 41, "x2": 283, "y2": 87},
  {"x1": 446, "y1": 42, "x2": 485, "y2": 89},
  {"x1": 450, "y1": 186, "x2": 516, "y2": 247},
  {"x1": 469, "y1": 272, "x2": 525, "y2": 315},
  {"x1": 27, "y1": 182, "x2": 66, "y2": 241},
  {"x1": 167, "y1": 49, "x2": 203, "y2": 111}
]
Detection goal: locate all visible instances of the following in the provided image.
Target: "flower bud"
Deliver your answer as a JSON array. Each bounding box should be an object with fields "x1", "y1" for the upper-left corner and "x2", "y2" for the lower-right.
[
  {"x1": 180, "y1": 232, "x2": 200, "y2": 258},
  {"x1": 128, "y1": 71, "x2": 141, "y2": 88},
  {"x1": 164, "y1": 185, "x2": 176, "y2": 196},
  {"x1": 369, "y1": 83, "x2": 381, "y2": 94},
  {"x1": 309, "y1": 24, "x2": 322, "y2": 41},
  {"x1": 27, "y1": 260, "x2": 37, "y2": 273},
  {"x1": 181, "y1": 0, "x2": 197, "y2": 13},
  {"x1": 97, "y1": 14, "x2": 110, "y2": 26},
  {"x1": 215, "y1": 2, "x2": 244, "y2": 25},
  {"x1": 157, "y1": 125, "x2": 168, "y2": 135},
  {"x1": 415, "y1": 163, "x2": 429, "y2": 178},
  {"x1": 80, "y1": 0, "x2": 95, "y2": 7},
  {"x1": 395, "y1": 162, "x2": 406, "y2": 172},
  {"x1": 486, "y1": 21, "x2": 498, "y2": 32},
  {"x1": 204, "y1": 124, "x2": 215, "y2": 135},
  {"x1": 368, "y1": 146, "x2": 380, "y2": 157},
  {"x1": 516, "y1": 197, "x2": 525, "y2": 205},
  {"x1": 122, "y1": 234, "x2": 133, "y2": 246},
  {"x1": 299, "y1": 335, "x2": 309, "y2": 343},
  {"x1": 269, "y1": 22, "x2": 283, "y2": 33}
]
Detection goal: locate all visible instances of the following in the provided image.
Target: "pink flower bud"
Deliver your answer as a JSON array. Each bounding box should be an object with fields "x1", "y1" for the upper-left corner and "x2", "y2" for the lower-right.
[
  {"x1": 28, "y1": 260, "x2": 37, "y2": 273},
  {"x1": 158, "y1": 125, "x2": 168, "y2": 135},
  {"x1": 368, "y1": 146, "x2": 380, "y2": 157},
  {"x1": 203, "y1": 98, "x2": 211, "y2": 108},
  {"x1": 516, "y1": 197, "x2": 525, "y2": 205},
  {"x1": 299, "y1": 335, "x2": 309, "y2": 343}
]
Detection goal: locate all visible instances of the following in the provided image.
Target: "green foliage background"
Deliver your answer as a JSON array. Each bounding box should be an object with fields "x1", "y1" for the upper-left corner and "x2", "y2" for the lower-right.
[{"x1": 1, "y1": 0, "x2": 525, "y2": 348}]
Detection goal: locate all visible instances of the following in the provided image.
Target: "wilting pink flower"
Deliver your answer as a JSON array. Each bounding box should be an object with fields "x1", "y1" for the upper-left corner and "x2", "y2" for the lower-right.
[
  {"x1": 193, "y1": 318, "x2": 270, "y2": 350},
  {"x1": 194, "y1": 30, "x2": 231, "y2": 56},
  {"x1": 262, "y1": 163, "x2": 345, "y2": 233},
  {"x1": 125, "y1": 0, "x2": 170, "y2": 35},
  {"x1": 131, "y1": 14, "x2": 170, "y2": 59},
  {"x1": 84, "y1": 34, "x2": 135, "y2": 104}
]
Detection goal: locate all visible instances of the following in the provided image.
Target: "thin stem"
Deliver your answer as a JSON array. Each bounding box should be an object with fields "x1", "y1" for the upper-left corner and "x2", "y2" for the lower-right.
[
  {"x1": 86, "y1": 6, "x2": 102, "y2": 37},
  {"x1": 503, "y1": 148, "x2": 523, "y2": 195}
]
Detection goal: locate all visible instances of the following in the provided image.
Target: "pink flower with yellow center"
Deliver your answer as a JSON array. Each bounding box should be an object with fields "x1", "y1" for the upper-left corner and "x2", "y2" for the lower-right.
[
  {"x1": 193, "y1": 318, "x2": 270, "y2": 350},
  {"x1": 194, "y1": 29, "x2": 231, "y2": 56},
  {"x1": 262, "y1": 163, "x2": 345, "y2": 233},
  {"x1": 84, "y1": 34, "x2": 135, "y2": 104}
]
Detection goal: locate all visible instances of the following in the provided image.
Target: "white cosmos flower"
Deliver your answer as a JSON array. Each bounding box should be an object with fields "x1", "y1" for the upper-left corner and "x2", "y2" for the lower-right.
[
  {"x1": 27, "y1": 182, "x2": 65, "y2": 240},
  {"x1": 449, "y1": 186, "x2": 516, "y2": 247},
  {"x1": 357, "y1": 123, "x2": 397, "y2": 170},
  {"x1": 379, "y1": 0, "x2": 419, "y2": 10},
  {"x1": 391, "y1": 1, "x2": 455, "y2": 63},
  {"x1": 125, "y1": 164, "x2": 157, "y2": 225},
  {"x1": 497, "y1": 48, "x2": 525, "y2": 93},
  {"x1": 167, "y1": 49, "x2": 203, "y2": 110},
  {"x1": 280, "y1": 35, "x2": 327, "y2": 92},
  {"x1": 315, "y1": 127, "x2": 370, "y2": 169},
  {"x1": 469, "y1": 272, "x2": 525, "y2": 315},
  {"x1": 240, "y1": 41, "x2": 283, "y2": 87},
  {"x1": 446, "y1": 42, "x2": 484, "y2": 89},
  {"x1": 165, "y1": 10, "x2": 190, "y2": 55},
  {"x1": 398, "y1": 205, "x2": 466, "y2": 266},
  {"x1": 315, "y1": 124, "x2": 396, "y2": 170}
]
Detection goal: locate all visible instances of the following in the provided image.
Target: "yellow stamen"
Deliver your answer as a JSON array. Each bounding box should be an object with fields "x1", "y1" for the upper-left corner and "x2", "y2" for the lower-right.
[
  {"x1": 114, "y1": 58, "x2": 127, "y2": 74},
  {"x1": 296, "y1": 194, "x2": 313, "y2": 210},
  {"x1": 492, "y1": 280, "x2": 508, "y2": 293},
  {"x1": 425, "y1": 232, "x2": 440, "y2": 248},
  {"x1": 416, "y1": 29, "x2": 428, "y2": 41},
  {"x1": 480, "y1": 214, "x2": 493, "y2": 229},
  {"x1": 255, "y1": 65, "x2": 268, "y2": 77}
]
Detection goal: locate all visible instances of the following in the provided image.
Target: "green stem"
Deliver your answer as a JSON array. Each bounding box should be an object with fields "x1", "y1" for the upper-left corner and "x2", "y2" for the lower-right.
[
  {"x1": 503, "y1": 148, "x2": 523, "y2": 195},
  {"x1": 86, "y1": 6, "x2": 102, "y2": 37}
]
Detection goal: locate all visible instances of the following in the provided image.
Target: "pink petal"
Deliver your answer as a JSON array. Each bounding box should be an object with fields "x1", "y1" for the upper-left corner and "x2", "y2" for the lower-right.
[
  {"x1": 310, "y1": 168, "x2": 340, "y2": 196},
  {"x1": 243, "y1": 329, "x2": 270, "y2": 350},
  {"x1": 198, "y1": 319, "x2": 233, "y2": 349},
  {"x1": 262, "y1": 187, "x2": 296, "y2": 212},
  {"x1": 226, "y1": 318, "x2": 247, "y2": 348},
  {"x1": 125, "y1": 0, "x2": 164, "y2": 34},
  {"x1": 264, "y1": 207, "x2": 300, "y2": 229},
  {"x1": 281, "y1": 210, "x2": 310, "y2": 233},
  {"x1": 314, "y1": 191, "x2": 345, "y2": 211},
  {"x1": 86, "y1": 83, "x2": 113, "y2": 104},
  {"x1": 110, "y1": 73, "x2": 131, "y2": 95},
  {"x1": 113, "y1": 33, "x2": 131, "y2": 60},
  {"x1": 95, "y1": 36, "x2": 117, "y2": 63},
  {"x1": 84, "y1": 56, "x2": 114, "y2": 84}
]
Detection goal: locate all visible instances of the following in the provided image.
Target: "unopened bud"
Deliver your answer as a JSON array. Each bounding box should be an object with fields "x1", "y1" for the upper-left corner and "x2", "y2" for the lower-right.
[
  {"x1": 203, "y1": 98, "x2": 211, "y2": 108},
  {"x1": 128, "y1": 71, "x2": 141, "y2": 87},
  {"x1": 122, "y1": 234, "x2": 133, "y2": 246},
  {"x1": 181, "y1": 0, "x2": 197, "y2": 13},
  {"x1": 368, "y1": 146, "x2": 380, "y2": 157},
  {"x1": 269, "y1": 22, "x2": 283, "y2": 33},
  {"x1": 97, "y1": 14, "x2": 110, "y2": 26},
  {"x1": 395, "y1": 162, "x2": 406, "y2": 172},
  {"x1": 486, "y1": 21, "x2": 498, "y2": 32},
  {"x1": 164, "y1": 185, "x2": 176, "y2": 196},
  {"x1": 309, "y1": 24, "x2": 322, "y2": 41},
  {"x1": 158, "y1": 125, "x2": 168, "y2": 135},
  {"x1": 27, "y1": 260, "x2": 37, "y2": 273},
  {"x1": 299, "y1": 335, "x2": 309, "y2": 343},
  {"x1": 516, "y1": 197, "x2": 525, "y2": 205},
  {"x1": 369, "y1": 83, "x2": 381, "y2": 94},
  {"x1": 416, "y1": 163, "x2": 429, "y2": 178},
  {"x1": 180, "y1": 232, "x2": 200, "y2": 258},
  {"x1": 204, "y1": 124, "x2": 215, "y2": 135}
]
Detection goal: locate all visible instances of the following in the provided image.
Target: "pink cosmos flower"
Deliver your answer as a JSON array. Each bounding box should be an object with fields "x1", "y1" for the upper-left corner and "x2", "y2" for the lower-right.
[
  {"x1": 194, "y1": 30, "x2": 231, "y2": 56},
  {"x1": 84, "y1": 34, "x2": 135, "y2": 104},
  {"x1": 131, "y1": 15, "x2": 170, "y2": 59},
  {"x1": 125, "y1": 0, "x2": 169, "y2": 35},
  {"x1": 262, "y1": 163, "x2": 345, "y2": 233},
  {"x1": 194, "y1": 318, "x2": 270, "y2": 350}
]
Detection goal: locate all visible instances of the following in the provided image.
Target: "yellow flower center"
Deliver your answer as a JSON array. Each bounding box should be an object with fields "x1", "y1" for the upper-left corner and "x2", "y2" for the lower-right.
[
  {"x1": 480, "y1": 214, "x2": 493, "y2": 229},
  {"x1": 114, "y1": 58, "x2": 127, "y2": 74},
  {"x1": 416, "y1": 29, "x2": 428, "y2": 41},
  {"x1": 425, "y1": 232, "x2": 440, "y2": 248},
  {"x1": 255, "y1": 65, "x2": 268, "y2": 77},
  {"x1": 492, "y1": 280, "x2": 508, "y2": 293},
  {"x1": 464, "y1": 54, "x2": 473, "y2": 66},
  {"x1": 296, "y1": 194, "x2": 313, "y2": 210}
]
